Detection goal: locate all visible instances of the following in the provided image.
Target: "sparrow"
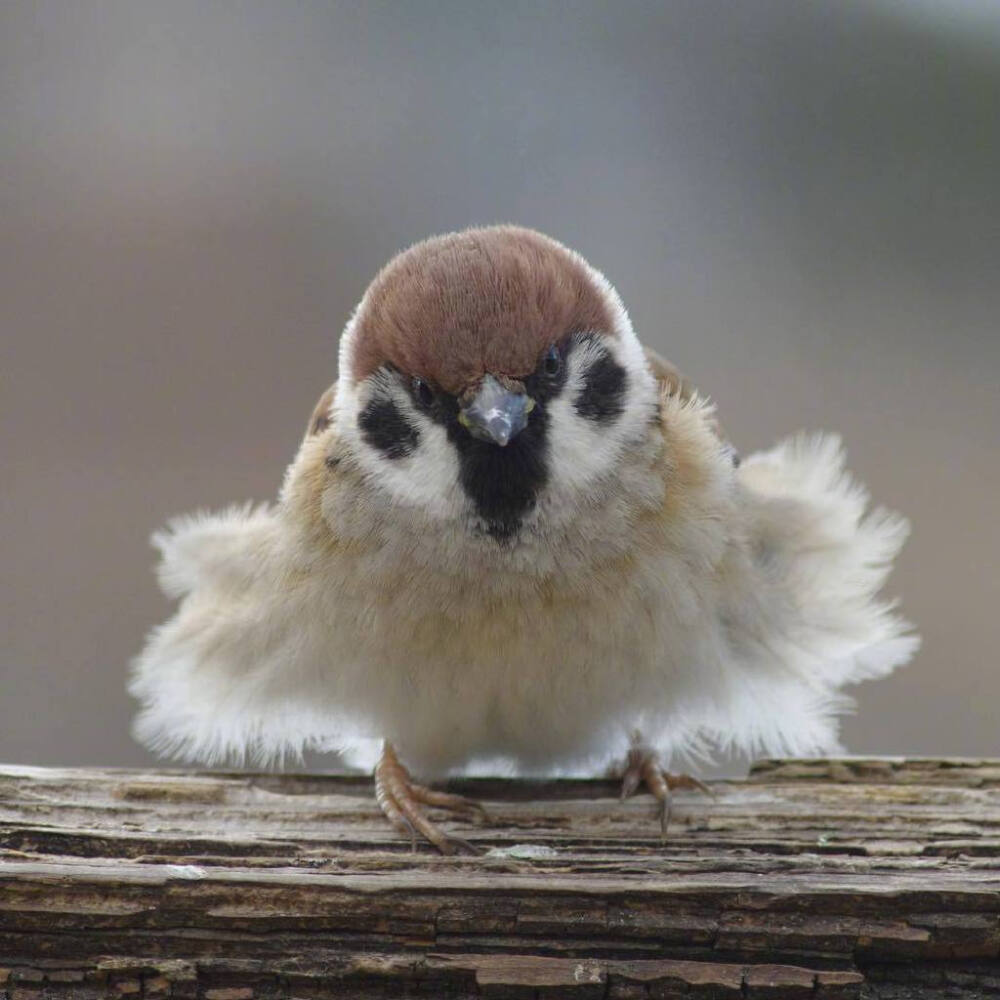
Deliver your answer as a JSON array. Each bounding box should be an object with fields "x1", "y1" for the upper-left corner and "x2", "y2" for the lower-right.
[{"x1": 131, "y1": 225, "x2": 919, "y2": 852}]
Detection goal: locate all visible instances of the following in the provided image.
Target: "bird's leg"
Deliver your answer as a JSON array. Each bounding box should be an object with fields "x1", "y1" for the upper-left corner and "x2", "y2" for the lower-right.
[
  {"x1": 618, "y1": 732, "x2": 712, "y2": 839},
  {"x1": 373, "y1": 741, "x2": 488, "y2": 855}
]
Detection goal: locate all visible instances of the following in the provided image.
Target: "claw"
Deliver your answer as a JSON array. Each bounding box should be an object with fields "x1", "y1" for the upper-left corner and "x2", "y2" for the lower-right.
[
  {"x1": 620, "y1": 763, "x2": 642, "y2": 801},
  {"x1": 659, "y1": 797, "x2": 671, "y2": 839},
  {"x1": 617, "y1": 739, "x2": 712, "y2": 840},
  {"x1": 374, "y1": 742, "x2": 486, "y2": 854}
]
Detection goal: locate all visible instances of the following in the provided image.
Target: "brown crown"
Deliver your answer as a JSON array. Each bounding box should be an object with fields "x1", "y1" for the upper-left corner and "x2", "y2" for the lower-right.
[{"x1": 349, "y1": 226, "x2": 617, "y2": 395}]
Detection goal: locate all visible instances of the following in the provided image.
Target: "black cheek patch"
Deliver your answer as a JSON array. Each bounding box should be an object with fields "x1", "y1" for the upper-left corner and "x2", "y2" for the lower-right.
[
  {"x1": 358, "y1": 397, "x2": 420, "y2": 459},
  {"x1": 575, "y1": 352, "x2": 627, "y2": 422}
]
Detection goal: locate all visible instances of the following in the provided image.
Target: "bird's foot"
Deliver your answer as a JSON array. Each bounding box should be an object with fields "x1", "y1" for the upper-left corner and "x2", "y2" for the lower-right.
[
  {"x1": 618, "y1": 739, "x2": 712, "y2": 839},
  {"x1": 374, "y1": 742, "x2": 488, "y2": 855}
]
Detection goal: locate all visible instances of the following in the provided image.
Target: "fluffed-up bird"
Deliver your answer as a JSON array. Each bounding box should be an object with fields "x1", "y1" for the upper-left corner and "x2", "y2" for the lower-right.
[{"x1": 131, "y1": 225, "x2": 918, "y2": 852}]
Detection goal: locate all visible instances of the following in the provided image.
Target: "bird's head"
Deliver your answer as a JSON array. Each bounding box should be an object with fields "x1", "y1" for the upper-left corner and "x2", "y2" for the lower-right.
[{"x1": 331, "y1": 226, "x2": 660, "y2": 543}]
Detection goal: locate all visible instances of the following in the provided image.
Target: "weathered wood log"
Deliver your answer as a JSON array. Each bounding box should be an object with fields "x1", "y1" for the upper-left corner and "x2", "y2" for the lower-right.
[{"x1": 1, "y1": 758, "x2": 999, "y2": 998}]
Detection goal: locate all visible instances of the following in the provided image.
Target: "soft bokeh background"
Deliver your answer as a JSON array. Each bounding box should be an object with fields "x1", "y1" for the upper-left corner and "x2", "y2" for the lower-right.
[{"x1": 3, "y1": 1, "x2": 998, "y2": 773}]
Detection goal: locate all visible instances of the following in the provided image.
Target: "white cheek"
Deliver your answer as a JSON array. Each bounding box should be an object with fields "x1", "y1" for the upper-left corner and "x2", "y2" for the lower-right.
[
  {"x1": 546, "y1": 337, "x2": 658, "y2": 499},
  {"x1": 334, "y1": 377, "x2": 466, "y2": 521}
]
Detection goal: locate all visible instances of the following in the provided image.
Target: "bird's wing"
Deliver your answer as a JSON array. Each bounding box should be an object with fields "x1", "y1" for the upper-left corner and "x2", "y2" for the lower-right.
[
  {"x1": 644, "y1": 346, "x2": 698, "y2": 402},
  {"x1": 129, "y1": 383, "x2": 371, "y2": 766},
  {"x1": 304, "y1": 382, "x2": 337, "y2": 438},
  {"x1": 637, "y1": 375, "x2": 918, "y2": 766},
  {"x1": 735, "y1": 432, "x2": 919, "y2": 694},
  {"x1": 651, "y1": 424, "x2": 918, "y2": 765},
  {"x1": 644, "y1": 346, "x2": 736, "y2": 459}
]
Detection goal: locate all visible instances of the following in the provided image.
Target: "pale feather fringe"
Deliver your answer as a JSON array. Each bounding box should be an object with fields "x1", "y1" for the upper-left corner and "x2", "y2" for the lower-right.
[
  {"x1": 653, "y1": 431, "x2": 918, "y2": 767},
  {"x1": 130, "y1": 504, "x2": 363, "y2": 767},
  {"x1": 151, "y1": 502, "x2": 276, "y2": 599}
]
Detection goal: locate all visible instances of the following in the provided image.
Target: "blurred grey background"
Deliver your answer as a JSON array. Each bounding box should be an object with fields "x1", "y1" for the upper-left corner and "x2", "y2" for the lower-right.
[{"x1": 2, "y1": 1, "x2": 998, "y2": 773}]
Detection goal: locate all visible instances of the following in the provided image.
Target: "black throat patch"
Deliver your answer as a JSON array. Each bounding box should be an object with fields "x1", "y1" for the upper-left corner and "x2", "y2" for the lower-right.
[
  {"x1": 442, "y1": 344, "x2": 572, "y2": 542},
  {"x1": 445, "y1": 403, "x2": 550, "y2": 543}
]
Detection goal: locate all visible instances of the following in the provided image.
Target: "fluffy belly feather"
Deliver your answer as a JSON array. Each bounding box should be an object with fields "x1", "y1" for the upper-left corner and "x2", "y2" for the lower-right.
[{"x1": 322, "y1": 547, "x2": 692, "y2": 775}]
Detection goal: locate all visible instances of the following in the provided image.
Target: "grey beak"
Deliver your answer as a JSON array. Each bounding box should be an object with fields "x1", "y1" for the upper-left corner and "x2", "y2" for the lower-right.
[{"x1": 459, "y1": 374, "x2": 535, "y2": 446}]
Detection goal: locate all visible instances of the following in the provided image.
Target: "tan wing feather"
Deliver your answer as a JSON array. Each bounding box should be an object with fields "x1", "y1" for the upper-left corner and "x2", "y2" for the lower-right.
[
  {"x1": 305, "y1": 383, "x2": 337, "y2": 438},
  {"x1": 644, "y1": 346, "x2": 697, "y2": 401},
  {"x1": 644, "y1": 346, "x2": 735, "y2": 459}
]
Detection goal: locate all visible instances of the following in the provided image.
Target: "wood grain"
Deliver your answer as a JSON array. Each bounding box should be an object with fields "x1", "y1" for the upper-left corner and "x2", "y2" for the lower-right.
[{"x1": 1, "y1": 759, "x2": 999, "y2": 997}]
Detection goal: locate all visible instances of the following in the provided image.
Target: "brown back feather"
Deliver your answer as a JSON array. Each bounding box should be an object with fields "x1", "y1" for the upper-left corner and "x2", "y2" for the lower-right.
[
  {"x1": 305, "y1": 384, "x2": 337, "y2": 438},
  {"x1": 644, "y1": 346, "x2": 697, "y2": 402},
  {"x1": 645, "y1": 346, "x2": 732, "y2": 450}
]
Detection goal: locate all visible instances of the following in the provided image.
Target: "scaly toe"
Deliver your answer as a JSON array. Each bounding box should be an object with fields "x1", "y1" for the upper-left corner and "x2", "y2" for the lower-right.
[
  {"x1": 619, "y1": 745, "x2": 647, "y2": 801},
  {"x1": 665, "y1": 772, "x2": 715, "y2": 798},
  {"x1": 615, "y1": 739, "x2": 712, "y2": 839},
  {"x1": 411, "y1": 783, "x2": 491, "y2": 823},
  {"x1": 374, "y1": 742, "x2": 486, "y2": 854}
]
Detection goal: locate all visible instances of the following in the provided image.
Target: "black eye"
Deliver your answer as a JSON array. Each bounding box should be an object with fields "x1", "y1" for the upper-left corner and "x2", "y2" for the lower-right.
[
  {"x1": 412, "y1": 376, "x2": 435, "y2": 409},
  {"x1": 542, "y1": 345, "x2": 561, "y2": 376}
]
